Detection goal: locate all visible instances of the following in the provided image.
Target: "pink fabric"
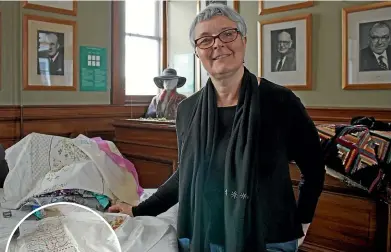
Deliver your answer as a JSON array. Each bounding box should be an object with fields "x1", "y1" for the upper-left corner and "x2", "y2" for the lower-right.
[{"x1": 92, "y1": 137, "x2": 143, "y2": 197}]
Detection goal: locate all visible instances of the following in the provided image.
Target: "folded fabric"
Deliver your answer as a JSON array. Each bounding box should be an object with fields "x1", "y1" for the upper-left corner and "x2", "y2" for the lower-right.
[
  {"x1": 92, "y1": 137, "x2": 143, "y2": 197},
  {"x1": 2, "y1": 133, "x2": 140, "y2": 209},
  {"x1": 11, "y1": 213, "x2": 121, "y2": 252},
  {"x1": 317, "y1": 124, "x2": 390, "y2": 194},
  {"x1": 18, "y1": 189, "x2": 111, "y2": 219}
]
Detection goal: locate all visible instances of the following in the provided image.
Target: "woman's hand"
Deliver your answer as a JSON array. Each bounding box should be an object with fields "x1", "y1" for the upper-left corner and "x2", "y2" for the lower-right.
[{"x1": 108, "y1": 202, "x2": 134, "y2": 217}]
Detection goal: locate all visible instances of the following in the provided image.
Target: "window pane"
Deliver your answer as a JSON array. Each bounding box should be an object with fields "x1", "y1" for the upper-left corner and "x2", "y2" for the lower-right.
[
  {"x1": 125, "y1": 36, "x2": 160, "y2": 96},
  {"x1": 125, "y1": 0, "x2": 159, "y2": 37}
]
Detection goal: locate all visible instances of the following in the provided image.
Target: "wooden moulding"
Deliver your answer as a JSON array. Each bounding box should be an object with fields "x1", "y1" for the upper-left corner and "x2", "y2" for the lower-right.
[{"x1": 0, "y1": 105, "x2": 134, "y2": 147}]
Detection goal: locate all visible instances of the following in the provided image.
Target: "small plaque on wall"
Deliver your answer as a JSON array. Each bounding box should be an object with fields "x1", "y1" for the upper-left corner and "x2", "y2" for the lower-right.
[{"x1": 79, "y1": 46, "x2": 107, "y2": 92}]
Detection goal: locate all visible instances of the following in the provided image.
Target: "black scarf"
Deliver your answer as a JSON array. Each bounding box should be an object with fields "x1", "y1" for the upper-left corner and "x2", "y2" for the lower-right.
[{"x1": 177, "y1": 67, "x2": 267, "y2": 251}]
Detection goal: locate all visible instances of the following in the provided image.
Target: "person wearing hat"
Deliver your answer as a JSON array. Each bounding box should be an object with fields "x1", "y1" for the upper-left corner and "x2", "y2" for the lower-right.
[{"x1": 145, "y1": 68, "x2": 187, "y2": 120}]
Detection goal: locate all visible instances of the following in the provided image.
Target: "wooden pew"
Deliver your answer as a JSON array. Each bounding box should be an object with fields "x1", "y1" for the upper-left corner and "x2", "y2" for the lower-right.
[{"x1": 113, "y1": 119, "x2": 391, "y2": 252}]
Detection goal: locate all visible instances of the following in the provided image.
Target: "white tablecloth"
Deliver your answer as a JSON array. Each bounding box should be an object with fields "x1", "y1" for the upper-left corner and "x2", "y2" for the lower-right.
[{"x1": 0, "y1": 188, "x2": 180, "y2": 252}]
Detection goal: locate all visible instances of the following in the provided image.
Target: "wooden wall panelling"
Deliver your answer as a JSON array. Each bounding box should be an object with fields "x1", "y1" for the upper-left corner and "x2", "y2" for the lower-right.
[
  {"x1": 21, "y1": 105, "x2": 133, "y2": 140},
  {"x1": 306, "y1": 107, "x2": 391, "y2": 124},
  {"x1": 0, "y1": 105, "x2": 137, "y2": 148},
  {"x1": 290, "y1": 164, "x2": 379, "y2": 252},
  {"x1": 0, "y1": 106, "x2": 20, "y2": 148},
  {"x1": 113, "y1": 119, "x2": 177, "y2": 188}
]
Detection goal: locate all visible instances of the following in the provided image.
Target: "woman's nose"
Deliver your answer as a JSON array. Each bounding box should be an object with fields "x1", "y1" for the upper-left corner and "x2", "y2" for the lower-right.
[{"x1": 213, "y1": 37, "x2": 225, "y2": 49}]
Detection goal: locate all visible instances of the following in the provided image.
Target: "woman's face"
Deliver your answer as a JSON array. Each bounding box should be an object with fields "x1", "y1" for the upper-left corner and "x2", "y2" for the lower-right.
[{"x1": 194, "y1": 16, "x2": 246, "y2": 78}]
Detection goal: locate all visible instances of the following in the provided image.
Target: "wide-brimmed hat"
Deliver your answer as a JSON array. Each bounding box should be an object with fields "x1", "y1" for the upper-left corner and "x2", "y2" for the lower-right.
[{"x1": 153, "y1": 68, "x2": 186, "y2": 89}]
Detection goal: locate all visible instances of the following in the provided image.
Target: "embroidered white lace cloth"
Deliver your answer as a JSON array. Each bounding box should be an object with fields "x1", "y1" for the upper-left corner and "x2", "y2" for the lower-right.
[
  {"x1": 1, "y1": 133, "x2": 139, "y2": 209},
  {"x1": 7, "y1": 211, "x2": 121, "y2": 252}
]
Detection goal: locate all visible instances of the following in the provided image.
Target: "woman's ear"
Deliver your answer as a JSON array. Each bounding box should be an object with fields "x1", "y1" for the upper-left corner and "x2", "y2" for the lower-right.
[{"x1": 242, "y1": 36, "x2": 247, "y2": 45}]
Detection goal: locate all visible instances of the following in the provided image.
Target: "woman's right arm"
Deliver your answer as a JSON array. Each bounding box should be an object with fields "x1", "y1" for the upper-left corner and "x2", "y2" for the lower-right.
[{"x1": 131, "y1": 170, "x2": 179, "y2": 217}]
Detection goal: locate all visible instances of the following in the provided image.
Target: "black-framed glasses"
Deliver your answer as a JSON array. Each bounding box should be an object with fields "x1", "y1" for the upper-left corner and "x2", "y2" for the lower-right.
[
  {"x1": 370, "y1": 35, "x2": 390, "y2": 42},
  {"x1": 195, "y1": 28, "x2": 240, "y2": 49}
]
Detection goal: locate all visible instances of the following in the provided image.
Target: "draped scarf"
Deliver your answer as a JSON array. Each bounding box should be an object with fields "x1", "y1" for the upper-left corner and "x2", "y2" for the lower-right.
[{"x1": 177, "y1": 67, "x2": 267, "y2": 251}]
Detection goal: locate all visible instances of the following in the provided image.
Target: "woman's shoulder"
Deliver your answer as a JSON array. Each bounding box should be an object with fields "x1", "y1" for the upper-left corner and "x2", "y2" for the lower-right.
[
  {"x1": 175, "y1": 91, "x2": 201, "y2": 130},
  {"x1": 258, "y1": 78, "x2": 297, "y2": 102},
  {"x1": 178, "y1": 90, "x2": 202, "y2": 113}
]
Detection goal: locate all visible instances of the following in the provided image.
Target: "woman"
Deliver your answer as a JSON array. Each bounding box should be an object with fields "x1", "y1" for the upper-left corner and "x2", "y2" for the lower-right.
[{"x1": 109, "y1": 4, "x2": 325, "y2": 252}]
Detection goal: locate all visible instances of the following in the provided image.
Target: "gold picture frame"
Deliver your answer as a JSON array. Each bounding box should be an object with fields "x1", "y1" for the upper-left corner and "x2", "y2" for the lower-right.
[
  {"x1": 23, "y1": 15, "x2": 77, "y2": 91},
  {"x1": 258, "y1": 14, "x2": 312, "y2": 90},
  {"x1": 259, "y1": 0, "x2": 313, "y2": 15},
  {"x1": 342, "y1": 2, "x2": 391, "y2": 90},
  {"x1": 22, "y1": 1, "x2": 78, "y2": 16}
]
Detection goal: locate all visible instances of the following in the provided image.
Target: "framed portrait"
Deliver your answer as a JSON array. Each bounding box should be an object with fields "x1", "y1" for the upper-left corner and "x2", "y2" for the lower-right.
[
  {"x1": 23, "y1": 15, "x2": 77, "y2": 91},
  {"x1": 259, "y1": 14, "x2": 312, "y2": 90},
  {"x1": 22, "y1": 1, "x2": 77, "y2": 16},
  {"x1": 342, "y1": 2, "x2": 391, "y2": 90},
  {"x1": 197, "y1": 0, "x2": 239, "y2": 13},
  {"x1": 259, "y1": 0, "x2": 313, "y2": 15},
  {"x1": 195, "y1": 0, "x2": 239, "y2": 89}
]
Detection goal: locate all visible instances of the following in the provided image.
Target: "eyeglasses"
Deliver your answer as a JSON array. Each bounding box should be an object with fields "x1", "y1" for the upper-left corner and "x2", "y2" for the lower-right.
[
  {"x1": 370, "y1": 35, "x2": 390, "y2": 42},
  {"x1": 195, "y1": 28, "x2": 240, "y2": 49}
]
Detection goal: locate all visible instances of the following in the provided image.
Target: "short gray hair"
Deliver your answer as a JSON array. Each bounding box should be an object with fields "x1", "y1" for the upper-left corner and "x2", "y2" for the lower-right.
[{"x1": 188, "y1": 4, "x2": 247, "y2": 49}]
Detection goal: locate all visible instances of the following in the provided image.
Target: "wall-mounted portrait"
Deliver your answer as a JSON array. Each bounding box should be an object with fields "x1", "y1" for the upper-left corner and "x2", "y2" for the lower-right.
[
  {"x1": 259, "y1": 14, "x2": 312, "y2": 90},
  {"x1": 198, "y1": 0, "x2": 239, "y2": 12},
  {"x1": 37, "y1": 30, "x2": 65, "y2": 76},
  {"x1": 270, "y1": 27, "x2": 297, "y2": 72},
  {"x1": 259, "y1": 0, "x2": 313, "y2": 15},
  {"x1": 22, "y1": 1, "x2": 77, "y2": 16},
  {"x1": 342, "y1": 2, "x2": 391, "y2": 89},
  {"x1": 23, "y1": 15, "x2": 77, "y2": 91}
]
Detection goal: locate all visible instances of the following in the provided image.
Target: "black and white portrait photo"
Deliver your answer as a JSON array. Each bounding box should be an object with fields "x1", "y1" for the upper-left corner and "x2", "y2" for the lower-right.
[
  {"x1": 259, "y1": 14, "x2": 311, "y2": 90},
  {"x1": 342, "y1": 3, "x2": 391, "y2": 89},
  {"x1": 200, "y1": 0, "x2": 238, "y2": 12},
  {"x1": 23, "y1": 15, "x2": 76, "y2": 90},
  {"x1": 37, "y1": 30, "x2": 65, "y2": 76},
  {"x1": 359, "y1": 20, "x2": 391, "y2": 72},
  {"x1": 206, "y1": 0, "x2": 227, "y2": 6},
  {"x1": 270, "y1": 28, "x2": 296, "y2": 72}
]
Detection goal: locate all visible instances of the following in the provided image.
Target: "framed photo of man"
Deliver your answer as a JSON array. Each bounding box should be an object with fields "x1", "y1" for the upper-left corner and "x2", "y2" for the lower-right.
[
  {"x1": 23, "y1": 15, "x2": 77, "y2": 90},
  {"x1": 259, "y1": 14, "x2": 312, "y2": 90},
  {"x1": 22, "y1": 1, "x2": 77, "y2": 16},
  {"x1": 259, "y1": 0, "x2": 313, "y2": 15},
  {"x1": 196, "y1": 0, "x2": 239, "y2": 89},
  {"x1": 197, "y1": 0, "x2": 239, "y2": 13},
  {"x1": 342, "y1": 2, "x2": 391, "y2": 90}
]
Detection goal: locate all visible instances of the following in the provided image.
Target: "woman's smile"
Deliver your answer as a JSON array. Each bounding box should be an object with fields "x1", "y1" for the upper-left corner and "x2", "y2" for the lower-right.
[{"x1": 212, "y1": 53, "x2": 232, "y2": 60}]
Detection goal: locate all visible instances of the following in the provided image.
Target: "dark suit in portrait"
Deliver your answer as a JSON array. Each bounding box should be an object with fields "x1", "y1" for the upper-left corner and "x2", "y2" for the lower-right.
[
  {"x1": 38, "y1": 48, "x2": 65, "y2": 76},
  {"x1": 272, "y1": 48, "x2": 296, "y2": 72},
  {"x1": 37, "y1": 32, "x2": 65, "y2": 76},
  {"x1": 359, "y1": 21, "x2": 391, "y2": 72},
  {"x1": 359, "y1": 46, "x2": 391, "y2": 71},
  {"x1": 271, "y1": 29, "x2": 297, "y2": 72}
]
